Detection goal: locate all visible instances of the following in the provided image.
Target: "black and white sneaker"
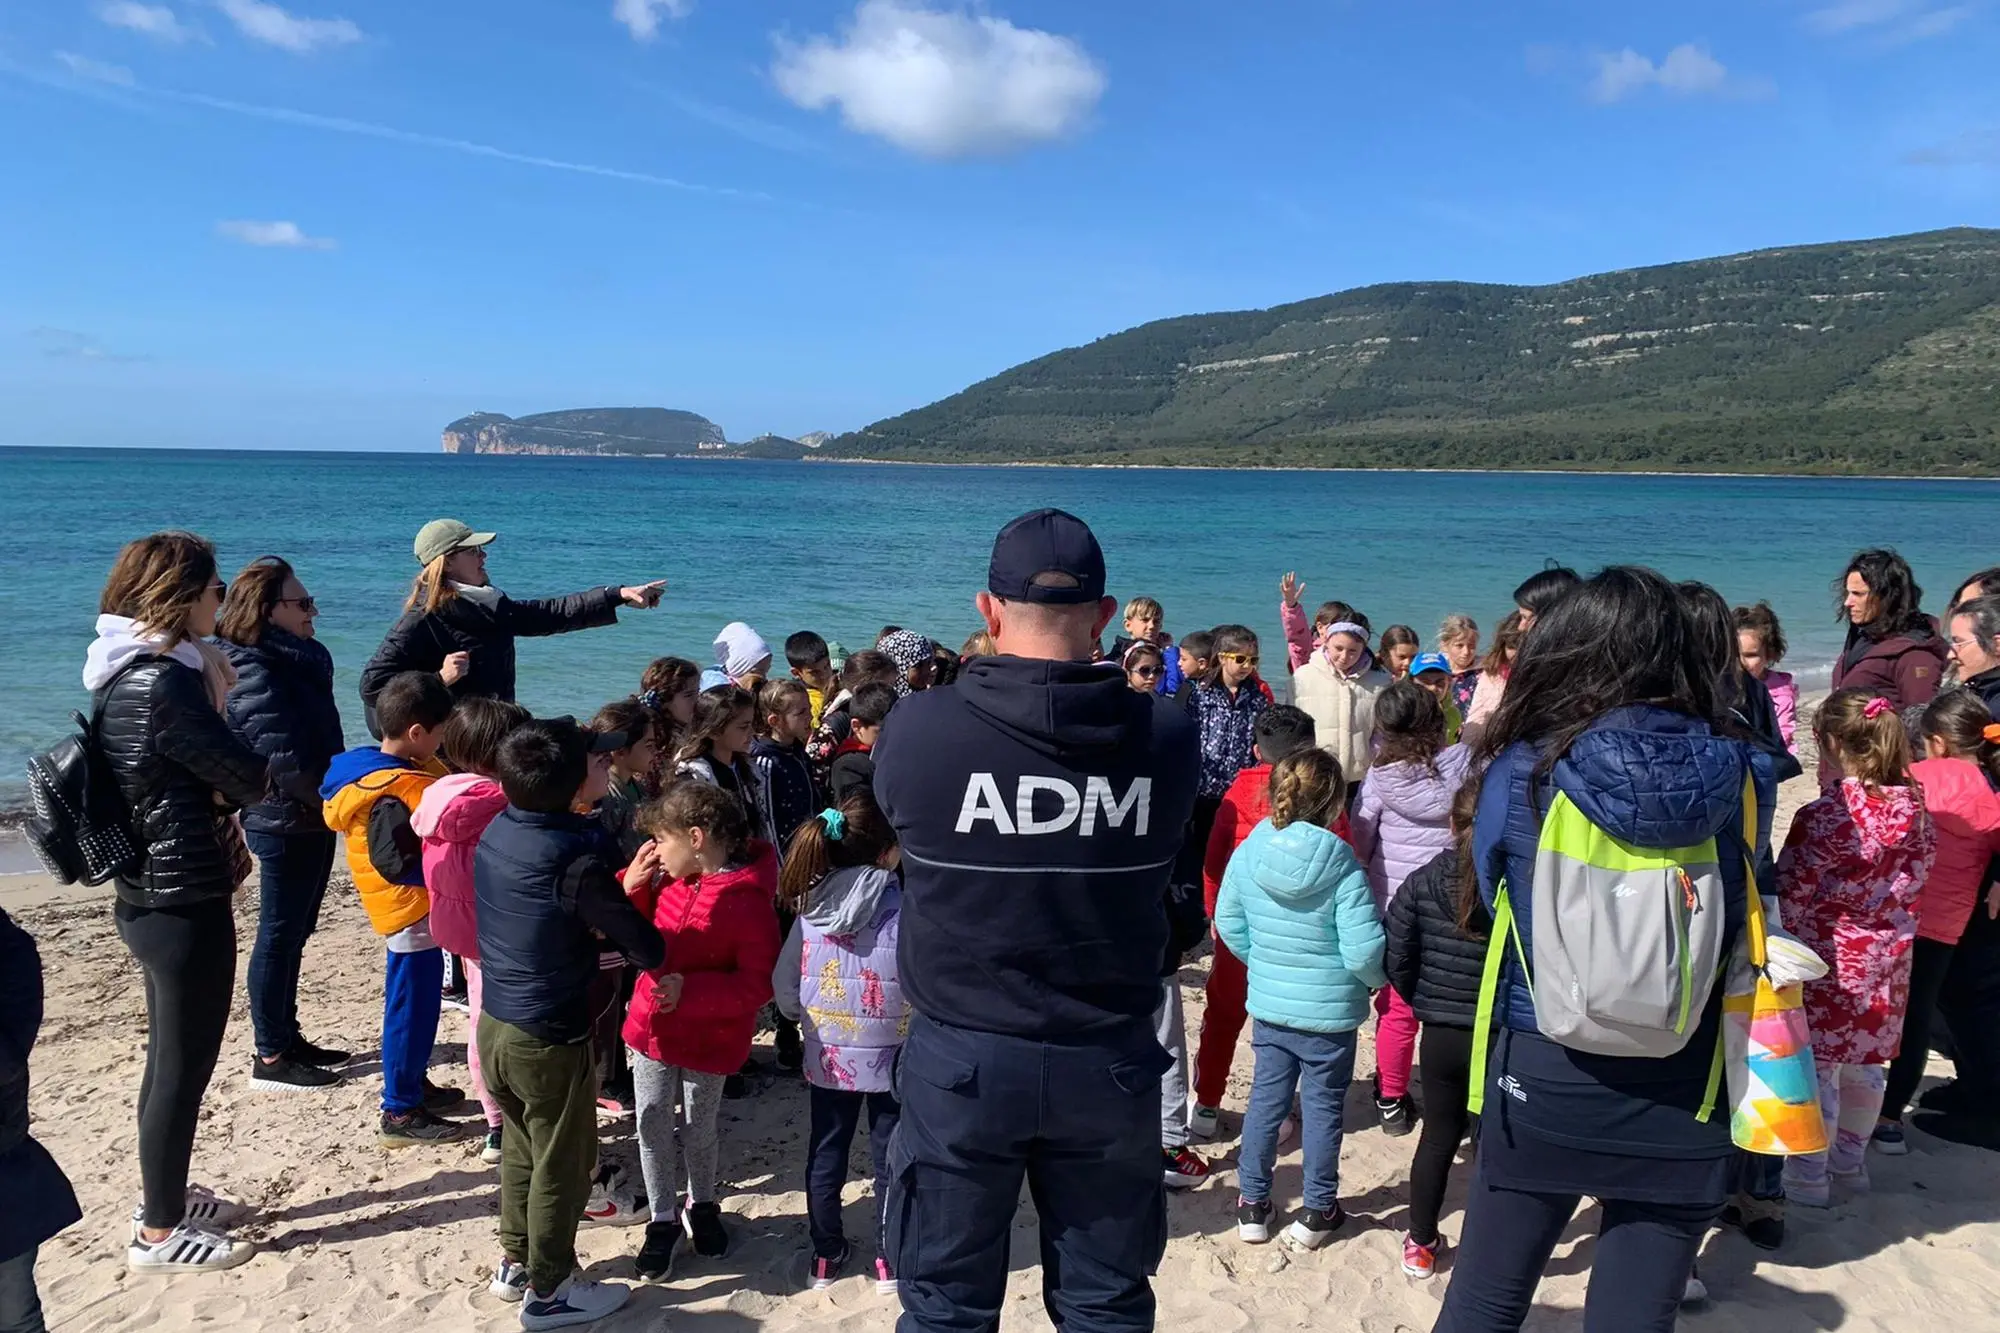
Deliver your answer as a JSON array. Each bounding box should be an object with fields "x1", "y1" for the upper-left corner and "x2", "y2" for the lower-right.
[
  {"x1": 128, "y1": 1222, "x2": 254, "y2": 1273},
  {"x1": 634, "y1": 1219, "x2": 680, "y2": 1281},
  {"x1": 130, "y1": 1187, "x2": 252, "y2": 1237},
  {"x1": 1283, "y1": 1206, "x2": 1345, "y2": 1251},
  {"x1": 488, "y1": 1257, "x2": 530, "y2": 1303},
  {"x1": 519, "y1": 1277, "x2": 630, "y2": 1330},
  {"x1": 1236, "y1": 1197, "x2": 1273, "y2": 1244},
  {"x1": 251, "y1": 1053, "x2": 340, "y2": 1092},
  {"x1": 683, "y1": 1201, "x2": 729, "y2": 1258},
  {"x1": 1378, "y1": 1096, "x2": 1415, "y2": 1138}
]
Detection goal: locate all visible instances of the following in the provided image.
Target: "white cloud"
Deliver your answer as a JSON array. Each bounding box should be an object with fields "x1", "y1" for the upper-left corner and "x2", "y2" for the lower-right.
[
  {"x1": 1587, "y1": 44, "x2": 1758, "y2": 103},
  {"x1": 55, "y1": 51, "x2": 136, "y2": 86},
  {"x1": 1804, "y1": 0, "x2": 1974, "y2": 41},
  {"x1": 771, "y1": 0, "x2": 1106, "y2": 158},
  {"x1": 613, "y1": 0, "x2": 693, "y2": 42},
  {"x1": 216, "y1": 219, "x2": 337, "y2": 249},
  {"x1": 97, "y1": 2, "x2": 196, "y2": 43},
  {"x1": 216, "y1": 0, "x2": 361, "y2": 53}
]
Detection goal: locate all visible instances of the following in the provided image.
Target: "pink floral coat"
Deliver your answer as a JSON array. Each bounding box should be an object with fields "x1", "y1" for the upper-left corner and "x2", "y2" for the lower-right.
[{"x1": 1778, "y1": 779, "x2": 1936, "y2": 1066}]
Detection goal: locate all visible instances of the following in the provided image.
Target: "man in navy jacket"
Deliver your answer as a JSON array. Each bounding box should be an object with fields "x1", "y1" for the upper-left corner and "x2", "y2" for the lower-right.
[{"x1": 874, "y1": 510, "x2": 1199, "y2": 1333}]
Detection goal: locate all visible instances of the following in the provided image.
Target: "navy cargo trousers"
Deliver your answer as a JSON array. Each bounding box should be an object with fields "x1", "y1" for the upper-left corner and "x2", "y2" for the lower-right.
[{"x1": 887, "y1": 1012, "x2": 1172, "y2": 1333}]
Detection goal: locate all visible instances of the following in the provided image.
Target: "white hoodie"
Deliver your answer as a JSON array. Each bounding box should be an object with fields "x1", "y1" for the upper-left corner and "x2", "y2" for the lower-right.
[{"x1": 82, "y1": 614, "x2": 233, "y2": 709}]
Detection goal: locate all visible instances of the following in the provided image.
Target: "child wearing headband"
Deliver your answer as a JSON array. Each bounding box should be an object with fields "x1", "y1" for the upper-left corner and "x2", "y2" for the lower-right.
[
  {"x1": 772, "y1": 792, "x2": 908, "y2": 1294},
  {"x1": 1778, "y1": 690, "x2": 1936, "y2": 1207}
]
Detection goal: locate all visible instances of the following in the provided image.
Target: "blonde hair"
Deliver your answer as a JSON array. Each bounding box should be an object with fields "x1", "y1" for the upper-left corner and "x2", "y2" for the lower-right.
[
  {"x1": 1124, "y1": 596, "x2": 1163, "y2": 623},
  {"x1": 1438, "y1": 613, "x2": 1478, "y2": 646},
  {"x1": 1814, "y1": 688, "x2": 1913, "y2": 790},
  {"x1": 404, "y1": 553, "x2": 460, "y2": 614},
  {"x1": 101, "y1": 531, "x2": 219, "y2": 648},
  {"x1": 1268, "y1": 749, "x2": 1344, "y2": 830}
]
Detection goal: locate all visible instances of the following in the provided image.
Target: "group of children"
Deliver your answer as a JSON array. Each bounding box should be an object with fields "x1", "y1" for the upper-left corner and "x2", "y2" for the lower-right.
[{"x1": 304, "y1": 576, "x2": 2000, "y2": 1328}]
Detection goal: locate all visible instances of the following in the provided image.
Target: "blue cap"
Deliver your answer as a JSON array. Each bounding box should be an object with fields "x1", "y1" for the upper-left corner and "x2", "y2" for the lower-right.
[
  {"x1": 1408, "y1": 651, "x2": 1452, "y2": 677},
  {"x1": 987, "y1": 509, "x2": 1106, "y2": 605}
]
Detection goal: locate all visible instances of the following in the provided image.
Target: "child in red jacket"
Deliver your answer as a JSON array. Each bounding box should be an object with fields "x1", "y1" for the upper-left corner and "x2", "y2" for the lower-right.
[
  {"x1": 1189, "y1": 705, "x2": 1350, "y2": 1138},
  {"x1": 621, "y1": 781, "x2": 781, "y2": 1279}
]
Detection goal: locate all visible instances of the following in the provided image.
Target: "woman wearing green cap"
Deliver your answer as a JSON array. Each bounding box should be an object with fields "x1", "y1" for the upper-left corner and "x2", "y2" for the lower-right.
[{"x1": 358, "y1": 519, "x2": 664, "y2": 733}]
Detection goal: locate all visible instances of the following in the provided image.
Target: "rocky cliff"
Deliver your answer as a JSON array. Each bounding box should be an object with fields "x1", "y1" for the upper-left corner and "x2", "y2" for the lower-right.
[{"x1": 441, "y1": 408, "x2": 728, "y2": 456}]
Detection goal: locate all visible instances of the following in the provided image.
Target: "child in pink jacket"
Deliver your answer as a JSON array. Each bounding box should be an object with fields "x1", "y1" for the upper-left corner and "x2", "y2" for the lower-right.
[{"x1": 410, "y1": 698, "x2": 526, "y2": 1161}]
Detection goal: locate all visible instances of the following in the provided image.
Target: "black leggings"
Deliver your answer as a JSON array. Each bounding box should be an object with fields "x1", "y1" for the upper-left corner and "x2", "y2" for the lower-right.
[
  {"x1": 1883, "y1": 936, "x2": 1956, "y2": 1123},
  {"x1": 1409, "y1": 1023, "x2": 1475, "y2": 1247},
  {"x1": 116, "y1": 897, "x2": 236, "y2": 1230}
]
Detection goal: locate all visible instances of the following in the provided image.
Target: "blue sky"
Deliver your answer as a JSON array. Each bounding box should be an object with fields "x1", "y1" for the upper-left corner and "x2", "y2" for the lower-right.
[{"x1": 2, "y1": 0, "x2": 1996, "y2": 450}]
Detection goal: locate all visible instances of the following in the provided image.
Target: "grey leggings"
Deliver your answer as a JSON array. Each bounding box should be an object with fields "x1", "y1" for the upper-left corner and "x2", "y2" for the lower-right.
[{"x1": 629, "y1": 1049, "x2": 728, "y2": 1219}]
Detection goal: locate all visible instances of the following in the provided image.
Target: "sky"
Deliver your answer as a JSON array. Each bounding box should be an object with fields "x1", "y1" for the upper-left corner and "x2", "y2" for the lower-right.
[{"x1": 1, "y1": 0, "x2": 1996, "y2": 451}]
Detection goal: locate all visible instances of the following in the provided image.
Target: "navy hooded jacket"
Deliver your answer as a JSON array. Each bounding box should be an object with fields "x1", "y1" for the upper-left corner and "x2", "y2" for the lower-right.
[
  {"x1": 873, "y1": 653, "x2": 1199, "y2": 1039},
  {"x1": 1475, "y1": 705, "x2": 1762, "y2": 1161}
]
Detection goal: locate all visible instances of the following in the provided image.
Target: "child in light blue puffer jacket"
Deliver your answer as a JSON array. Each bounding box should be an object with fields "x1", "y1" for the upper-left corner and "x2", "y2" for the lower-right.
[{"x1": 1215, "y1": 748, "x2": 1386, "y2": 1252}]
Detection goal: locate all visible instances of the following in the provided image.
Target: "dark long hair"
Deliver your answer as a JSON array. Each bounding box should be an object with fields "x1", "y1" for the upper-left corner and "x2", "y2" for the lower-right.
[
  {"x1": 778, "y1": 789, "x2": 898, "y2": 914},
  {"x1": 1201, "y1": 625, "x2": 1260, "y2": 688},
  {"x1": 1922, "y1": 689, "x2": 2000, "y2": 788},
  {"x1": 1372, "y1": 679, "x2": 1446, "y2": 772},
  {"x1": 677, "y1": 686, "x2": 754, "y2": 766},
  {"x1": 1478, "y1": 565, "x2": 1714, "y2": 776},
  {"x1": 1451, "y1": 779, "x2": 1490, "y2": 939},
  {"x1": 1677, "y1": 580, "x2": 1748, "y2": 730},
  {"x1": 1513, "y1": 565, "x2": 1581, "y2": 618},
  {"x1": 1839, "y1": 549, "x2": 1926, "y2": 639}
]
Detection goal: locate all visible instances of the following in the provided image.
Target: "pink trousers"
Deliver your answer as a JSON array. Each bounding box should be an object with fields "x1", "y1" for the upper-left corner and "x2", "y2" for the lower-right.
[
  {"x1": 1373, "y1": 986, "x2": 1418, "y2": 1101},
  {"x1": 464, "y1": 960, "x2": 503, "y2": 1130}
]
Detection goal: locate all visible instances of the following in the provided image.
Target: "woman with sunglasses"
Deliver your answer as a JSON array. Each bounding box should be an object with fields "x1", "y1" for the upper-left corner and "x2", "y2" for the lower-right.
[{"x1": 216, "y1": 556, "x2": 351, "y2": 1093}]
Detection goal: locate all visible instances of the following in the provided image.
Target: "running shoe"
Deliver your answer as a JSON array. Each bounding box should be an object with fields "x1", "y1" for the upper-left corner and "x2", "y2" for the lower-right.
[
  {"x1": 380, "y1": 1108, "x2": 464, "y2": 1147},
  {"x1": 580, "y1": 1175, "x2": 646, "y2": 1228},
  {"x1": 1378, "y1": 1095, "x2": 1415, "y2": 1138},
  {"x1": 250, "y1": 1052, "x2": 340, "y2": 1093},
  {"x1": 422, "y1": 1080, "x2": 465, "y2": 1113},
  {"x1": 1187, "y1": 1105, "x2": 1221, "y2": 1141},
  {"x1": 128, "y1": 1222, "x2": 254, "y2": 1274},
  {"x1": 489, "y1": 1257, "x2": 530, "y2": 1302},
  {"x1": 289, "y1": 1038, "x2": 352, "y2": 1067},
  {"x1": 1282, "y1": 1206, "x2": 1345, "y2": 1251},
  {"x1": 482, "y1": 1128, "x2": 504, "y2": 1165},
  {"x1": 1401, "y1": 1233, "x2": 1439, "y2": 1279},
  {"x1": 808, "y1": 1243, "x2": 849, "y2": 1291},
  {"x1": 1163, "y1": 1146, "x2": 1213, "y2": 1189},
  {"x1": 683, "y1": 1201, "x2": 729, "y2": 1258},
  {"x1": 1872, "y1": 1120, "x2": 1910, "y2": 1156},
  {"x1": 518, "y1": 1278, "x2": 630, "y2": 1330},
  {"x1": 873, "y1": 1257, "x2": 898, "y2": 1296},
  {"x1": 634, "y1": 1219, "x2": 680, "y2": 1281},
  {"x1": 1236, "y1": 1198, "x2": 1273, "y2": 1245}
]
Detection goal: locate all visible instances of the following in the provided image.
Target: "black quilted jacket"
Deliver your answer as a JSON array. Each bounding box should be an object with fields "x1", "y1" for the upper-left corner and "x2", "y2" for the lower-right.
[
  {"x1": 358, "y1": 586, "x2": 620, "y2": 731},
  {"x1": 1383, "y1": 848, "x2": 1489, "y2": 1029},
  {"x1": 96, "y1": 657, "x2": 271, "y2": 908},
  {"x1": 220, "y1": 629, "x2": 346, "y2": 837}
]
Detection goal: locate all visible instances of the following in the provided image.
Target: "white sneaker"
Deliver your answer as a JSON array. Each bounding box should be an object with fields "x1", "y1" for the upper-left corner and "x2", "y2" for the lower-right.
[
  {"x1": 580, "y1": 1177, "x2": 646, "y2": 1228},
  {"x1": 489, "y1": 1257, "x2": 530, "y2": 1303},
  {"x1": 1187, "y1": 1104, "x2": 1220, "y2": 1141},
  {"x1": 519, "y1": 1278, "x2": 631, "y2": 1330},
  {"x1": 128, "y1": 1222, "x2": 254, "y2": 1274}
]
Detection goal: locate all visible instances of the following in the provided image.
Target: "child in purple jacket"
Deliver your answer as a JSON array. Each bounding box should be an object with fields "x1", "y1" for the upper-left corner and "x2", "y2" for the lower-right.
[{"x1": 772, "y1": 791, "x2": 908, "y2": 1295}]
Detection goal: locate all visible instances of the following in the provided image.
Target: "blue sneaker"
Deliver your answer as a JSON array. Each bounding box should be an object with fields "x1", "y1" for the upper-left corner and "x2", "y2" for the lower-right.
[{"x1": 518, "y1": 1278, "x2": 630, "y2": 1330}]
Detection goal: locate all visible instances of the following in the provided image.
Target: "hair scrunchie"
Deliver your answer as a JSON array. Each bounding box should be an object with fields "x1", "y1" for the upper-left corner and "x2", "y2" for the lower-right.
[
  {"x1": 1863, "y1": 697, "x2": 1893, "y2": 720},
  {"x1": 818, "y1": 808, "x2": 846, "y2": 841},
  {"x1": 1984, "y1": 723, "x2": 2000, "y2": 744},
  {"x1": 639, "y1": 688, "x2": 662, "y2": 710}
]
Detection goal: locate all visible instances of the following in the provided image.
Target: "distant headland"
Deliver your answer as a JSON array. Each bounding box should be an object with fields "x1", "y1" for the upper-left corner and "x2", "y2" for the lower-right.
[{"x1": 440, "y1": 409, "x2": 832, "y2": 459}]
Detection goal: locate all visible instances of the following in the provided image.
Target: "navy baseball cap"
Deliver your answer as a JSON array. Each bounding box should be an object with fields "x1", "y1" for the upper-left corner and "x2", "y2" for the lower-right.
[{"x1": 987, "y1": 509, "x2": 1106, "y2": 605}]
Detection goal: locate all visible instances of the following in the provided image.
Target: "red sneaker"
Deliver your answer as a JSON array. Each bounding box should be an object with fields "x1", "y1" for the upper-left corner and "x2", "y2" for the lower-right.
[
  {"x1": 1402, "y1": 1233, "x2": 1440, "y2": 1279},
  {"x1": 1163, "y1": 1146, "x2": 1213, "y2": 1189}
]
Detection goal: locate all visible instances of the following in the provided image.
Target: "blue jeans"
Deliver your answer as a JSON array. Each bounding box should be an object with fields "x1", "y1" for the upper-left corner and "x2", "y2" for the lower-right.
[
  {"x1": 807, "y1": 1084, "x2": 899, "y2": 1260},
  {"x1": 887, "y1": 1014, "x2": 1170, "y2": 1333},
  {"x1": 245, "y1": 829, "x2": 337, "y2": 1059},
  {"x1": 1238, "y1": 1021, "x2": 1356, "y2": 1213},
  {"x1": 381, "y1": 947, "x2": 443, "y2": 1114},
  {"x1": 0, "y1": 1249, "x2": 46, "y2": 1333}
]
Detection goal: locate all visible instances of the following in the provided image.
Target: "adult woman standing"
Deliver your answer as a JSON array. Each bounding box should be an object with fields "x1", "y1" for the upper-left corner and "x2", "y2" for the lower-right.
[
  {"x1": 84, "y1": 532, "x2": 276, "y2": 1273},
  {"x1": 216, "y1": 556, "x2": 349, "y2": 1092},
  {"x1": 1832, "y1": 549, "x2": 1947, "y2": 709},
  {"x1": 358, "y1": 519, "x2": 664, "y2": 729},
  {"x1": 1433, "y1": 567, "x2": 1755, "y2": 1333}
]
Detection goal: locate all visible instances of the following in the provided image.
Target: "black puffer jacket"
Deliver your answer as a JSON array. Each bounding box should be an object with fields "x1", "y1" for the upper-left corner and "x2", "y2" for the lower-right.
[
  {"x1": 220, "y1": 628, "x2": 346, "y2": 836},
  {"x1": 1383, "y1": 848, "x2": 1489, "y2": 1029},
  {"x1": 358, "y1": 586, "x2": 621, "y2": 732},
  {"x1": 96, "y1": 658, "x2": 271, "y2": 908}
]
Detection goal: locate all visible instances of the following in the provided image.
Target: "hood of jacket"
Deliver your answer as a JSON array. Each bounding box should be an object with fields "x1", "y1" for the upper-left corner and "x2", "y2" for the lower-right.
[
  {"x1": 216, "y1": 625, "x2": 334, "y2": 685},
  {"x1": 83, "y1": 614, "x2": 205, "y2": 690},
  {"x1": 802, "y1": 865, "x2": 899, "y2": 934},
  {"x1": 1837, "y1": 777, "x2": 1926, "y2": 862},
  {"x1": 1368, "y1": 745, "x2": 1473, "y2": 824},
  {"x1": 1245, "y1": 818, "x2": 1355, "y2": 908},
  {"x1": 1552, "y1": 706, "x2": 1748, "y2": 847},
  {"x1": 320, "y1": 746, "x2": 416, "y2": 801},
  {"x1": 1842, "y1": 619, "x2": 1948, "y2": 671},
  {"x1": 412, "y1": 772, "x2": 508, "y2": 842},
  {"x1": 955, "y1": 653, "x2": 1159, "y2": 760},
  {"x1": 670, "y1": 840, "x2": 781, "y2": 917}
]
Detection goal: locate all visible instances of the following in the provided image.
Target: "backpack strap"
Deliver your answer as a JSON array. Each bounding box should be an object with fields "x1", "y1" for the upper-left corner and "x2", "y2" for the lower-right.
[
  {"x1": 1695, "y1": 768, "x2": 1763, "y2": 1125},
  {"x1": 1467, "y1": 881, "x2": 1528, "y2": 1116}
]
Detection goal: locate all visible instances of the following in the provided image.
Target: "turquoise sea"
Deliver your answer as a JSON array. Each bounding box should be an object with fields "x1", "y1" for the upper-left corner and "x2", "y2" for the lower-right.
[{"x1": 3, "y1": 445, "x2": 1996, "y2": 812}]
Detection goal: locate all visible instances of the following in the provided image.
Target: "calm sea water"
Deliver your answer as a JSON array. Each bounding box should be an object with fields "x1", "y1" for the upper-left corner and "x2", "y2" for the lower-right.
[{"x1": 2, "y1": 446, "x2": 1995, "y2": 812}]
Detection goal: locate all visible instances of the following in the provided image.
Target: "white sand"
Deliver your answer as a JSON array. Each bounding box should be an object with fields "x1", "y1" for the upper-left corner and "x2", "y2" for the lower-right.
[{"x1": 16, "y1": 734, "x2": 2000, "y2": 1332}]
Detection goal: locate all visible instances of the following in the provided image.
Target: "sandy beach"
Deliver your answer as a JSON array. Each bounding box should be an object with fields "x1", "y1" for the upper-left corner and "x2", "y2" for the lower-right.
[{"x1": 13, "y1": 732, "x2": 2000, "y2": 1333}]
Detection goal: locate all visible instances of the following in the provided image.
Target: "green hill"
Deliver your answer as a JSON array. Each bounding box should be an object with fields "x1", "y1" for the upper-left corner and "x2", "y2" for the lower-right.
[
  {"x1": 833, "y1": 228, "x2": 2000, "y2": 474},
  {"x1": 442, "y1": 407, "x2": 725, "y2": 455}
]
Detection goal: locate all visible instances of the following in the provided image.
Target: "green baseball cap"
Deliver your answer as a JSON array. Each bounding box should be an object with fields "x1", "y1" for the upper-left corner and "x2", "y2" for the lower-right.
[{"x1": 414, "y1": 518, "x2": 497, "y2": 566}]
